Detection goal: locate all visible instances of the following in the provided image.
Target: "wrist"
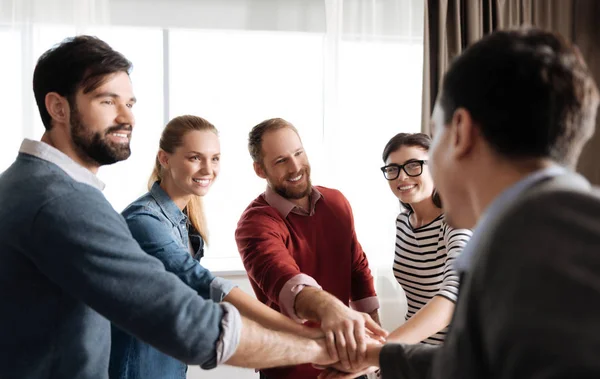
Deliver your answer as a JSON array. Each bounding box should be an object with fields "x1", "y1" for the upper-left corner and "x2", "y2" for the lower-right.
[
  {"x1": 366, "y1": 344, "x2": 383, "y2": 367},
  {"x1": 310, "y1": 338, "x2": 332, "y2": 365}
]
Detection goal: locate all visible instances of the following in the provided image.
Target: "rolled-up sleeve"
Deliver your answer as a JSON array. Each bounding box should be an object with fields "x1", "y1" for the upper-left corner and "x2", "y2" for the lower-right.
[
  {"x1": 211, "y1": 302, "x2": 242, "y2": 367},
  {"x1": 438, "y1": 223, "x2": 472, "y2": 303},
  {"x1": 350, "y1": 296, "x2": 380, "y2": 314},
  {"x1": 210, "y1": 277, "x2": 238, "y2": 303},
  {"x1": 126, "y1": 211, "x2": 236, "y2": 301},
  {"x1": 278, "y1": 273, "x2": 322, "y2": 322},
  {"x1": 235, "y1": 209, "x2": 308, "y2": 310}
]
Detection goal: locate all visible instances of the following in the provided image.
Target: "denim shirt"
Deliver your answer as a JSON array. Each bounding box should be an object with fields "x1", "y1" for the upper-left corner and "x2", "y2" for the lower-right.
[{"x1": 109, "y1": 182, "x2": 236, "y2": 379}]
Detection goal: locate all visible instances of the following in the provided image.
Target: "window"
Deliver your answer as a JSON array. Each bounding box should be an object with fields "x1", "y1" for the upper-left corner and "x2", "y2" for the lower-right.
[
  {"x1": 0, "y1": 28, "x2": 22, "y2": 172},
  {"x1": 169, "y1": 29, "x2": 325, "y2": 270},
  {"x1": 2, "y1": 5, "x2": 424, "y2": 273}
]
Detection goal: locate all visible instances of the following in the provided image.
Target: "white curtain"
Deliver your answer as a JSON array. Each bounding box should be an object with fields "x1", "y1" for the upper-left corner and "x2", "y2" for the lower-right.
[
  {"x1": 322, "y1": 0, "x2": 423, "y2": 338},
  {"x1": 0, "y1": 0, "x2": 110, "y2": 29}
]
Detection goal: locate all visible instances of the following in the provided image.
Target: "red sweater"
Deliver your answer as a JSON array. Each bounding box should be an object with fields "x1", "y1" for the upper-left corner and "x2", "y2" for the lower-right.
[{"x1": 235, "y1": 186, "x2": 377, "y2": 379}]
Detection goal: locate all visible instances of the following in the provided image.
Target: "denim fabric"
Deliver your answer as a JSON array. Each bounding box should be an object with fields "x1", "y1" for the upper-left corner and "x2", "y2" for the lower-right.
[
  {"x1": 0, "y1": 152, "x2": 227, "y2": 379},
  {"x1": 110, "y1": 182, "x2": 236, "y2": 379}
]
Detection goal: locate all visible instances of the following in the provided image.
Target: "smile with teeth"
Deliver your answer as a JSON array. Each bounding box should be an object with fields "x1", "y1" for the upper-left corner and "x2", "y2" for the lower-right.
[
  {"x1": 398, "y1": 184, "x2": 417, "y2": 192},
  {"x1": 109, "y1": 132, "x2": 129, "y2": 142},
  {"x1": 193, "y1": 178, "x2": 211, "y2": 187},
  {"x1": 288, "y1": 174, "x2": 303, "y2": 182}
]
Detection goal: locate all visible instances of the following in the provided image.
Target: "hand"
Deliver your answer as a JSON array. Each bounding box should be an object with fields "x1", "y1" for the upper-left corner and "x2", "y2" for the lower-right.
[
  {"x1": 318, "y1": 302, "x2": 388, "y2": 371},
  {"x1": 315, "y1": 342, "x2": 382, "y2": 379},
  {"x1": 300, "y1": 325, "x2": 326, "y2": 339}
]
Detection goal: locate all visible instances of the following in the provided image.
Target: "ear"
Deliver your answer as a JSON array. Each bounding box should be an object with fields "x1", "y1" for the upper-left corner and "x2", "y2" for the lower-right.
[
  {"x1": 157, "y1": 149, "x2": 170, "y2": 169},
  {"x1": 449, "y1": 107, "x2": 477, "y2": 160},
  {"x1": 253, "y1": 161, "x2": 267, "y2": 179},
  {"x1": 45, "y1": 92, "x2": 70, "y2": 126}
]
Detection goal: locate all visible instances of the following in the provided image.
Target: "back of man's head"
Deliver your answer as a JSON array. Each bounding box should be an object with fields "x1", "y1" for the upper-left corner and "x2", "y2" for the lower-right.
[
  {"x1": 440, "y1": 27, "x2": 599, "y2": 168},
  {"x1": 33, "y1": 35, "x2": 132, "y2": 131}
]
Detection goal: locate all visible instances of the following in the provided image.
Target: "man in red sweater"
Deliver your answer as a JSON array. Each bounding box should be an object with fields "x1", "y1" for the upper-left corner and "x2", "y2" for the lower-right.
[{"x1": 235, "y1": 118, "x2": 386, "y2": 379}]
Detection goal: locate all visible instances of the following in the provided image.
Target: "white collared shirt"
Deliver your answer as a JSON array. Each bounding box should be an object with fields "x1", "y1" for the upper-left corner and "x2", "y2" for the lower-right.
[{"x1": 19, "y1": 139, "x2": 105, "y2": 191}]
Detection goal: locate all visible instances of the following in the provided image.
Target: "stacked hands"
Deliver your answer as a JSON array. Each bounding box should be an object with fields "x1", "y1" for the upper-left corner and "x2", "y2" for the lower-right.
[{"x1": 308, "y1": 301, "x2": 389, "y2": 379}]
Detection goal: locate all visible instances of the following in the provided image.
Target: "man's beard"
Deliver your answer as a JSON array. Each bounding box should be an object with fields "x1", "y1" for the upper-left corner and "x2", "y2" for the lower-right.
[
  {"x1": 70, "y1": 108, "x2": 132, "y2": 166},
  {"x1": 271, "y1": 167, "x2": 312, "y2": 200}
]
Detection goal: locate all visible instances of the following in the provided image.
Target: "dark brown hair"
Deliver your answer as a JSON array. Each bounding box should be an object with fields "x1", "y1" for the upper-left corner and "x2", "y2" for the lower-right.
[
  {"x1": 440, "y1": 27, "x2": 599, "y2": 168},
  {"x1": 33, "y1": 35, "x2": 132, "y2": 130},
  {"x1": 382, "y1": 132, "x2": 442, "y2": 212}
]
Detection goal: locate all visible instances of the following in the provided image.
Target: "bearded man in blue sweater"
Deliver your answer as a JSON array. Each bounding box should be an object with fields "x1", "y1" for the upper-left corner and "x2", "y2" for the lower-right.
[{"x1": 0, "y1": 35, "x2": 335, "y2": 379}]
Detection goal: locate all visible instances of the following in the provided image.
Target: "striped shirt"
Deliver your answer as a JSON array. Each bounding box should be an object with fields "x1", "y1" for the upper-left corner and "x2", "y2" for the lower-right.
[{"x1": 393, "y1": 212, "x2": 472, "y2": 344}]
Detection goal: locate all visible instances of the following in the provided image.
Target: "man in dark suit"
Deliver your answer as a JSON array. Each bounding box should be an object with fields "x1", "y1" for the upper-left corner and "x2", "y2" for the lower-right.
[{"x1": 318, "y1": 27, "x2": 600, "y2": 379}]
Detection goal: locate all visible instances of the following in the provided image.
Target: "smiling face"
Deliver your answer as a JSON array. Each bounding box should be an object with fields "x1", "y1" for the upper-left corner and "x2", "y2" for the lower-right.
[
  {"x1": 69, "y1": 71, "x2": 136, "y2": 166},
  {"x1": 385, "y1": 145, "x2": 434, "y2": 206},
  {"x1": 159, "y1": 129, "x2": 220, "y2": 198},
  {"x1": 255, "y1": 127, "x2": 312, "y2": 201}
]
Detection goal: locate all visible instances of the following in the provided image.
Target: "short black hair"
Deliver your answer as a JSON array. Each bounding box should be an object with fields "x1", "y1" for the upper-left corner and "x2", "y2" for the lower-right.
[
  {"x1": 33, "y1": 35, "x2": 132, "y2": 130},
  {"x1": 440, "y1": 27, "x2": 599, "y2": 167}
]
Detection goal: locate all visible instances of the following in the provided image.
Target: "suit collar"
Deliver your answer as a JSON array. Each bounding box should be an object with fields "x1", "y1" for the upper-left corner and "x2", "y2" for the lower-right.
[{"x1": 456, "y1": 166, "x2": 588, "y2": 273}]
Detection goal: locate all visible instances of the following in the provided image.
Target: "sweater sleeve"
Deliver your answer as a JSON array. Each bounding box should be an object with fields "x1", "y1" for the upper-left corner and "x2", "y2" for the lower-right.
[
  {"x1": 438, "y1": 222, "x2": 472, "y2": 303},
  {"x1": 29, "y1": 187, "x2": 240, "y2": 368},
  {"x1": 235, "y1": 207, "x2": 309, "y2": 306},
  {"x1": 341, "y1": 193, "x2": 378, "y2": 309}
]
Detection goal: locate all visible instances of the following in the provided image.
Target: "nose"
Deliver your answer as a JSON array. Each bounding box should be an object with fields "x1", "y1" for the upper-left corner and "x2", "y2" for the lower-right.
[
  {"x1": 116, "y1": 104, "x2": 135, "y2": 128},
  {"x1": 198, "y1": 160, "x2": 213, "y2": 176},
  {"x1": 289, "y1": 156, "x2": 302, "y2": 173},
  {"x1": 397, "y1": 169, "x2": 409, "y2": 181}
]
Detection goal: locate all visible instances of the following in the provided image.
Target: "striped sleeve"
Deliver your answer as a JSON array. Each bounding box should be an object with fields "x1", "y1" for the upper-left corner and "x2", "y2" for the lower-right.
[{"x1": 437, "y1": 223, "x2": 472, "y2": 302}]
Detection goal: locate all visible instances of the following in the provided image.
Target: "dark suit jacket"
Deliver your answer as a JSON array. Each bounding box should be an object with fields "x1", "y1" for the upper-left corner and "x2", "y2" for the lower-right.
[{"x1": 380, "y1": 172, "x2": 600, "y2": 379}]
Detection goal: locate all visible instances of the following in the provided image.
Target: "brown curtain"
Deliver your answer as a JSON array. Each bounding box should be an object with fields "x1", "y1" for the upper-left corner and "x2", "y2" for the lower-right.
[{"x1": 422, "y1": 0, "x2": 600, "y2": 184}]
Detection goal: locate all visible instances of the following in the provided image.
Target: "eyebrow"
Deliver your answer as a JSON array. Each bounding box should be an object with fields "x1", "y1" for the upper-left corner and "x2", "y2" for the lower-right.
[
  {"x1": 187, "y1": 151, "x2": 220, "y2": 156},
  {"x1": 94, "y1": 92, "x2": 137, "y2": 103},
  {"x1": 388, "y1": 158, "x2": 422, "y2": 166},
  {"x1": 272, "y1": 148, "x2": 303, "y2": 163}
]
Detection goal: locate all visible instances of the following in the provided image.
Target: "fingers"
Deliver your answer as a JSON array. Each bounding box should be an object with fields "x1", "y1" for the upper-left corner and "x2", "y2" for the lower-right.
[
  {"x1": 354, "y1": 320, "x2": 367, "y2": 366},
  {"x1": 364, "y1": 314, "x2": 388, "y2": 338},
  {"x1": 335, "y1": 329, "x2": 351, "y2": 371},
  {"x1": 326, "y1": 330, "x2": 338, "y2": 362},
  {"x1": 344, "y1": 322, "x2": 358, "y2": 368},
  {"x1": 365, "y1": 330, "x2": 386, "y2": 344}
]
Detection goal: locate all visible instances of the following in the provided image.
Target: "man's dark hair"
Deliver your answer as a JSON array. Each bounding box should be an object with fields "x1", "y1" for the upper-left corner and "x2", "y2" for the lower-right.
[
  {"x1": 33, "y1": 35, "x2": 132, "y2": 130},
  {"x1": 440, "y1": 27, "x2": 599, "y2": 168}
]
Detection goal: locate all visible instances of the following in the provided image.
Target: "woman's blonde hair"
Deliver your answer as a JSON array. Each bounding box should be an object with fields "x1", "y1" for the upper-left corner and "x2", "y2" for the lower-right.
[{"x1": 149, "y1": 115, "x2": 218, "y2": 244}]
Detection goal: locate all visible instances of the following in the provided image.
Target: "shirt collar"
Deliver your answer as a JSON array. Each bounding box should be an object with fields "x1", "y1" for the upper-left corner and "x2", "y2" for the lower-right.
[
  {"x1": 456, "y1": 165, "x2": 568, "y2": 273},
  {"x1": 149, "y1": 181, "x2": 188, "y2": 225},
  {"x1": 263, "y1": 186, "x2": 323, "y2": 218},
  {"x1": 19, "y1": 138, "x2": 105, "y2": 191}
]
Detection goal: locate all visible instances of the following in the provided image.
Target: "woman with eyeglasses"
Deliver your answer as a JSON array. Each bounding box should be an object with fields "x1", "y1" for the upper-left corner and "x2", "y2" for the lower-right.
[{"x1": 380, "y1": 133, "x2": 472, "y2": 345}]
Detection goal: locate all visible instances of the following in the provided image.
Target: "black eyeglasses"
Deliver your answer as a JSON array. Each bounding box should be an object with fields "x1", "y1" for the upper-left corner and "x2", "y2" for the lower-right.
[{"x1": 380, "y1": 160, "x2": 427, "y2": 180}]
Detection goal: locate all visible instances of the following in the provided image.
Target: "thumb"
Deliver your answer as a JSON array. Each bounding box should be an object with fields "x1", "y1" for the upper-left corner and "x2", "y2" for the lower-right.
[{"x1": 364, "y1": 316, "x2": 388, "y2": 338}]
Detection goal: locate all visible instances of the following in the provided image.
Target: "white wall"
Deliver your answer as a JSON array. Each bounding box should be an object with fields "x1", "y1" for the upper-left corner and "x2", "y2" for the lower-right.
[{"x1": 188, "y1": 271, "x2": 407, "y2": 379}]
